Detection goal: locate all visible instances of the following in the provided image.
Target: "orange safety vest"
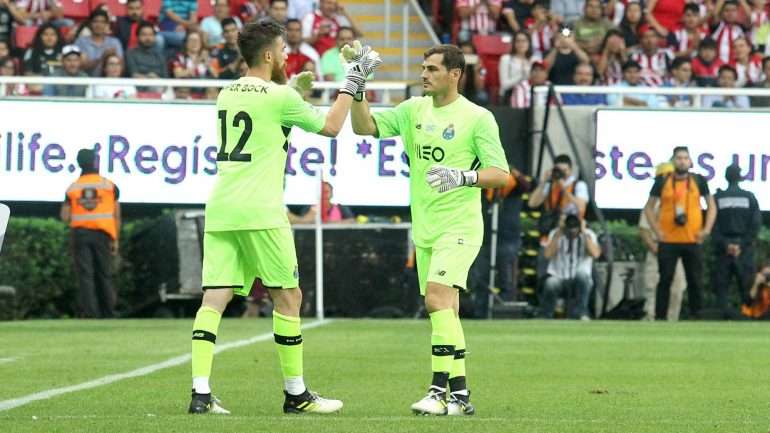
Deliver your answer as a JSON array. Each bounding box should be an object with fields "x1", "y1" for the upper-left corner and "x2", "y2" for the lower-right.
[
  {"x1": 66, "y1": 173, "x2": 118, "y2": 240},
  {"x1": 657, "y1": 174, "x2": 703, "y2": 244}
]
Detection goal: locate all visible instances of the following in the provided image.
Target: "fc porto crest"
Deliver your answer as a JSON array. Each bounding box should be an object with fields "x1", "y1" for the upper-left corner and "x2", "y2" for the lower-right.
[{"x1": 442, "y1": 124, "x2": 455, "y2": 140}]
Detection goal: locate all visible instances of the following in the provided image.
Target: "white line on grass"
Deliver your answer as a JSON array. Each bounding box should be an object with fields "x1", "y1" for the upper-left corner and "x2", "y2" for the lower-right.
[
  {"x1": 0, "y1": 319, "x2": 332, "y2": 412},
  {"x1": 0, "y1": 357, "x2": 18, "y2": 364}
]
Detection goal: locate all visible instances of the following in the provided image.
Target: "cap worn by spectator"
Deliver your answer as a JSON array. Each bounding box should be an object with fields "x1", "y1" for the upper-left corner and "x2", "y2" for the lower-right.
[{"x1": 62, "y1": 45, "x2": 82, "y2": 58}]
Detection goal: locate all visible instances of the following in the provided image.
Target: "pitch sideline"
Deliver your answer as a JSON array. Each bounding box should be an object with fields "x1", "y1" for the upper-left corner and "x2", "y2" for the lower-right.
[{"x1": 0, "y1": 320, "x2": 333, "y2": 412}]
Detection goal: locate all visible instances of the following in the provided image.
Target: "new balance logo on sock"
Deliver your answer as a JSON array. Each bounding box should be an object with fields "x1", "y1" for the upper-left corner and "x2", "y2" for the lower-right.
[
  {"x1": 432, "y1": 345, "x2": 455, "y2": 356},
  {"x1": 193, "y1": 332, "x2": 204, "y2": 338}
]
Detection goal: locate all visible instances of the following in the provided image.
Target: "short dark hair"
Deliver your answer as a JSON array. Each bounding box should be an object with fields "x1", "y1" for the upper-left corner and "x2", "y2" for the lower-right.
[
  {"x1": 622, "y1": 60, "x2": 641, "y2": 72},
  {"x1": 286, "y1": 18, "x2": 301, "y2": 28},
  {"x1": 423, "y1": 44, "x2": 466, "y2": 73},
  {"x1": 671, "y1": 56, "x2": 691, "y2": 70},
  {"x1": 718, "y1": 64, "x2": 738, "y2": 79},
  {"x1": 90, "y1": 8, "x2": 109, "y2": 22},
  {"x1": 337, "y1": 26, "x2": 354, "y2": 40},
  {"x1": 127, "y1": 0, "x2": 142, "y2": 4},
  {"x1": 221, "y1": 17, "x2": 238, "y2": 29},
  {"x1": 554, "y1": 154, "x2": 572, "y2": 167},
  {"x1": 672, "y1": 146, "x2": 689, "y2": 156},
  {"x1": 238, "y1": 18, "x2": 286, "y2": 67},
  {"x1": 136, "y1": 22, "x2": 155, "y2": 36},
  {"x1": 722, "y1": 0, "x2": 739, "y2": 8},
  {"x1": 271, "y1": 0, "x2": 287, "y2": 4},
  {"x1": 699, "y1": 37, "x2": 717, "y2": 50},
  {"x1": 683, "y1": 3, "x2": 699, "y2": 14}
]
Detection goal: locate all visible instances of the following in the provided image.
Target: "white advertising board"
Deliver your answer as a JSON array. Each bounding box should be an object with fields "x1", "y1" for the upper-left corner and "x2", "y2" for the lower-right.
[{"x1": 0, "y1": 99, "x2": 410, "y2": 205}]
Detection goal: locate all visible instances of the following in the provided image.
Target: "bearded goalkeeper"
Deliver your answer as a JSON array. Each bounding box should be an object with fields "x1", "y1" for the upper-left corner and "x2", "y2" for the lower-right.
[
  {"x1": 187, "y1": 18, "x2": 381, "y2": 415},
  {"x1": 350, "y1": 44, "x2": 509, "y2": 416}
]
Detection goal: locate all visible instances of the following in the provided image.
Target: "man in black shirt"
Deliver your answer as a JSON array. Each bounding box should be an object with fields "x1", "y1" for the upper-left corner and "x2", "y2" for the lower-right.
[
  {"x1": 210, "y1": 18, "x2": 240, "y2": 79},
  {"x1": 712, "y1": 164, "x2": 761, "y2": 318},
  {"x1": 471, "y1": 167, "x2": 531, "y2": 317},
  {"x1": 544, "y1": 30, "x2": 591, "y2": 84}
]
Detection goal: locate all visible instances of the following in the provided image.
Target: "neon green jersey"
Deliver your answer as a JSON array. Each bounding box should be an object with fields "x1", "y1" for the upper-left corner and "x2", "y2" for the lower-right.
[
  {"x1": 205, "y1": 76, "x2": 325, "y2": 232},
  {"x1": 372, "y1": 95, "x2": 509, "y2": 247}
]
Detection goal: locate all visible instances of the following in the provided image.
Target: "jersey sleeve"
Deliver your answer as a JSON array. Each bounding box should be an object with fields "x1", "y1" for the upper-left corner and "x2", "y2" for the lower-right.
[
  {"x1": 649, "y1": 175, "x2": 665, "y2": 197},
  {"x1": 372, "y1": 98, "x2": 414, "y2": 138},
  {"x1": 574, "y1": 180, "x2": 589, "y2": 201},
  {"x1": 280, "y1": 86, "x2": 326, "y2": 133},
  {"x1": 472, "y1": 110, "x2": 509, "y2": 172}
]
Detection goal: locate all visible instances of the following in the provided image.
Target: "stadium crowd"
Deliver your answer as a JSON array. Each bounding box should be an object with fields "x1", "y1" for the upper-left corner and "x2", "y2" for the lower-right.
[
  {"x1": 0, "y1": 0, "x2": 362, "y2": 98},
  {"x1": 433, "y1": 0, "x2": 770, "y2": 107}
]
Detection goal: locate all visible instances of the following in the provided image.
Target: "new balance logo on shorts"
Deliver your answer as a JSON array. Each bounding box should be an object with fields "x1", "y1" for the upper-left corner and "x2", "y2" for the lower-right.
[{"x1": 437, "y1": 270, "x2": 446, "y2": 276}]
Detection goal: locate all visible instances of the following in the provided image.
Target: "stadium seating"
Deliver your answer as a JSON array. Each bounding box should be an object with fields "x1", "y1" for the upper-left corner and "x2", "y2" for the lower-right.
[
  {"x1": 14, "y1": 26, "x2": 38, "y2": 50},
  {"x1": 143, "y1": 0, "x2": 162, "y2": 20},
  {"x1": 197, "y1": 0, "x2": 214, "y2": 20},
  {"x1": 473, "y1": 35, "x2": 511, "y2": 106},
  {"x1": 61, "y1": 0, "x2": 91, "y2": 19},
  {"x1": 97, "y1": 0, "x2": 128, "y2": 18}
]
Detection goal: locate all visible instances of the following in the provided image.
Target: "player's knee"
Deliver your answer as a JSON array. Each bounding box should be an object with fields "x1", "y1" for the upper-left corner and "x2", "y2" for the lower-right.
[
  {"x1": 270, "y1": 288, "x2": 302, "y2": 317},
  {"x1": 424, "y1": 284, "x2": 454, "y2": 312},
  {"x1": 201, "y1": 288, "x2": 233, "y2": 313}
]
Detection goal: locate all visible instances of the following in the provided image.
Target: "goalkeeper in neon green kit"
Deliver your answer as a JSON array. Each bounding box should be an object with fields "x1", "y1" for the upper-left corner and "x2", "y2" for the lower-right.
[
  {"x1": 350, "y1": 44, "x2": 509, "y2": 416},
  {"x1": 187, "y1": 18, "x2": 381, "y2": 415}
]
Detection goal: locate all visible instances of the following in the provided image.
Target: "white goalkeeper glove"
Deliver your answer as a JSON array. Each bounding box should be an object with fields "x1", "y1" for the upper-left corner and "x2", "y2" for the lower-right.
[
  {"x1": 339, "y1": 40, "x2": 382, "y2": 99},
  {"x1": 426, "y1": 165, "x2": 479, "y2": 193},
  {"x1": 288, "y1": 71, "x2": 314, "y2": 96}
]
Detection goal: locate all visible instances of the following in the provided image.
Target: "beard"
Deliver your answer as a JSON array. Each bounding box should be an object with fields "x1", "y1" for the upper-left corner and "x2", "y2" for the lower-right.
[
  {"x1": 271, "y1": 61, "x2": 287, "y2": 84},
  {"x1": 675, "y1": 165, "x2": 689, "y2": 175}
]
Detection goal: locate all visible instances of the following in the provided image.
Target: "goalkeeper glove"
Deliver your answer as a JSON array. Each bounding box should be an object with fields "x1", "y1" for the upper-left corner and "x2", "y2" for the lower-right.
[
  {"x1": 288, "y1": 71, "x2": 314, "y2": 96},
  {"x1": 426, "y1": 165, "x2": 479, "y2": 193},
  {"x1": 339, "y1": 40, "x2": 382, "y2": 98}
]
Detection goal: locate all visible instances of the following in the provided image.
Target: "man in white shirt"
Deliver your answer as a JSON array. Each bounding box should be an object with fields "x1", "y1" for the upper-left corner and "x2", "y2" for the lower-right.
[{"x1": 541, "y1": 214, "x2": 602, "y2": 320}]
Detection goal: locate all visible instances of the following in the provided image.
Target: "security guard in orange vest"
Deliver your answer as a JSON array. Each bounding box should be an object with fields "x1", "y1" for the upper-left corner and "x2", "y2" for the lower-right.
[{"x1": 60, "y1": 149, "x2": 121, "y2": 318}]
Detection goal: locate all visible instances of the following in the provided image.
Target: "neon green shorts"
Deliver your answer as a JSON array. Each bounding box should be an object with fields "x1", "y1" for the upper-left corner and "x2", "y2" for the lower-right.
[
  {"x1": 416, "y1": 235, "x2": 481, "y2": 296},
  {"x1": 202, "y1": 228, "x2": 299, "y2": 296}
]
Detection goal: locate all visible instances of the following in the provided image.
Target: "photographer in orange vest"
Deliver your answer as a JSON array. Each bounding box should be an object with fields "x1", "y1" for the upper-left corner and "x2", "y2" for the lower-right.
[
  {"x1": 60, "y1": 149, "x2": 121, "y2": 318},
  {"x1": 643, "y1": 146, "x2": 716, "y2": 320}
]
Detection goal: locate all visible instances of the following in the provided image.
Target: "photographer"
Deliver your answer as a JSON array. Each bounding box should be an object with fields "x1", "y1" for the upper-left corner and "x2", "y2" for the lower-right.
[
  {"x1": 643, "y1": 146, "x2": 716, "y2": 320},
  {"x1": 741, "y1": 266, "x2": 770, "y2": 319},
  {"x1": 541, "y1": 214, "x2": 602, "y2": 320},
  {"x1": 528, "y1": 154, "x2": 589, "y2": 238}
]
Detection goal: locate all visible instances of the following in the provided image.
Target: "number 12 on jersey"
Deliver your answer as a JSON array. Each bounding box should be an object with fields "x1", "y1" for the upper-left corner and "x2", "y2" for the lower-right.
[{"x1": 217, "y1": 110, "x2": 253, "y2": 162}]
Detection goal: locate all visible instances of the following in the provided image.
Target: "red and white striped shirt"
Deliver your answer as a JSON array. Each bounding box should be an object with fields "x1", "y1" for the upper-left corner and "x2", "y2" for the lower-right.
[
  {"x1": 732, "y1": 54, "x2": 764, "y2": 87},
  {"x1": 671, "y1": 26, "x2": 709, "y2": 55},
  {"x1": 456, "y1": 0, "x2": 502, "y2": 36},
  {"x1": 712, "y1": 21, "x2": 744, "y2": 63},
  {"x1": 603, "y1": 58, "x2": 624, "y2": 85},
  {"x1": 631, "y1": 49, "x2": 672, "y2": 86},
  {"x1": 510, "y1": 80, "x2": 550, "y2": 107},
  {"x1": 301, "y1": 11, "x2": 351, "y2": 56},
  {"x1": 527, "y1": 23, "x2": 553, "y2": 59}
]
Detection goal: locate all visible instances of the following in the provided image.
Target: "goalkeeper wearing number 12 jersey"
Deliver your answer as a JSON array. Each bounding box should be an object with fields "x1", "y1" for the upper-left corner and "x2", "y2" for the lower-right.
[
  {"x1": 350, "y1": 44, "x2": 510, "y2": 416},
  {"x1": 187, "y1": 18, "x2": 381, "y2": 415}
]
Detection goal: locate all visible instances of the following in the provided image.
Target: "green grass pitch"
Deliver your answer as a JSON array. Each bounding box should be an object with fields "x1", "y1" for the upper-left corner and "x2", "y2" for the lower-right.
[{"x1": 1, "y1": 319, "x2": 769, "y2": 433}]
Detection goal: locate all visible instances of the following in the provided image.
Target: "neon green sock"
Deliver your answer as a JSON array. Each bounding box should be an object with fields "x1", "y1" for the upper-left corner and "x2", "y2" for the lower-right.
[
  {"x1": 273, "y1": 311, "x2": 303, "y2": 378},
  {"x1": 191, "y1": 306, "x2": 221, "y2": 381},
  {"x1": 429, "y1": 309, "x2": 456, "y2": 375},
  {"x1": 450, "y1": 317, "x2": 466, "y2": 379}
]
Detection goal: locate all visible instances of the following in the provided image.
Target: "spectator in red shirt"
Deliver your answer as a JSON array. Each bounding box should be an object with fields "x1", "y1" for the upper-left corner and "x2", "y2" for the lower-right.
[
  {"x1": 116, "y1": 0, "x2": 151, "y2": 51},
  {"x1": 285, "y1": 18, "x2": 321, "y2": 79},
  {"x1": 711, "y1": 0, "x2": 745, "y2": 63},
  {"x1": 731, "y1": 36, "x2": 763, "y2": 86},
  {"x1": 646, "y1": 0, "x2": 686, "y2": 33},
  {"x1": 301, "y1": 0, "x2": 362, "y2": 56},
  {"x1": 456, "y1": 0, "x2": 503, "y2": 42},
  {"x1": 670, "y1": 3, "x2": 709, "y2": 58},
  {"x1": 692, "y1": 36, "x2": 725, "y2": 85},
  {"x1": 631, "y1": 25, "x2": 673, "y2": 86},
  {"x1": 619, "y1": 0, "x2": 646, "y2": 50},
  {"x1": 597, "y1": 28, "x2": 628, "y2": 84}
]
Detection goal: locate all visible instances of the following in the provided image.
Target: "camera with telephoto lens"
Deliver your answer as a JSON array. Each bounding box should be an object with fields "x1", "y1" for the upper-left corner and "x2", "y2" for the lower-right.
[
  {"x1": 674, "y1": 205, "x2": 687, "y2": 226},
  {"x1": 551, "y1": 167, "x2": 565, "y2": 181}
]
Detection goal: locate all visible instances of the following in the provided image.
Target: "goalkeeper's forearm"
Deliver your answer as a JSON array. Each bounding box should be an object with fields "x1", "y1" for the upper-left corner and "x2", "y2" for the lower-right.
[
  {"x1": 474, "y1": 167, "x2": 509, "y2": 189},
  {"x1": 318, "y1": 93, "x2": 354, "y2": 137},
  {"x1": 351, "y1": 97, "x2": 377, "y2": 136}
]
